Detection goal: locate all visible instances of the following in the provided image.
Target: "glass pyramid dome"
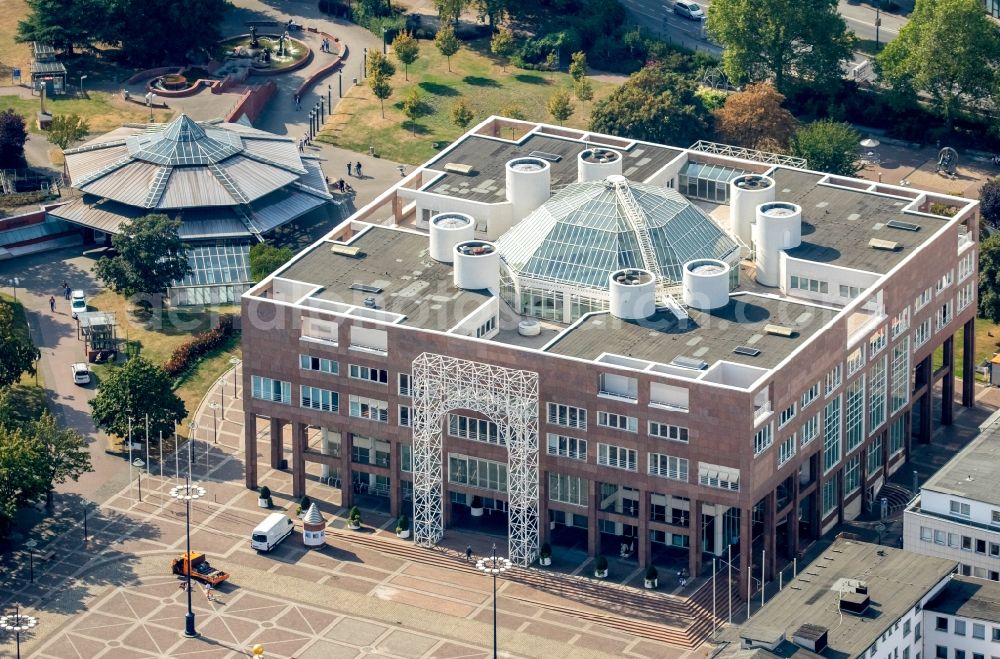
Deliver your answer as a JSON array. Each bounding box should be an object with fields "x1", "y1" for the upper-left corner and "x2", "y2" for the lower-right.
[
  {"x1": 125, "y1": 114, "x2": 243, "y2": 166},
  {"x1": 497, "y1": 177, "x2": 739, "y2": 289}
]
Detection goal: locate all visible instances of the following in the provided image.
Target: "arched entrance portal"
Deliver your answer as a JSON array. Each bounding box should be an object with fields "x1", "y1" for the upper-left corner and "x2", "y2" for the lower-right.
[{"x1": 412, "y1": 353, "x2": 540, "y2": 566}]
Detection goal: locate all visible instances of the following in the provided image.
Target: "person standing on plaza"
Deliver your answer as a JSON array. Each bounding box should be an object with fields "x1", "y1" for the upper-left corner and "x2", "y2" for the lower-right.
[
  {"x1": 346, "y1": 161, "x2": 353, "y2": 177},
  {"x1": 49, "y1": 296, "x2": 56, "y2": 312},
  {"x1": 355, "y1": 161, "x2": 362, "y2": 178}
]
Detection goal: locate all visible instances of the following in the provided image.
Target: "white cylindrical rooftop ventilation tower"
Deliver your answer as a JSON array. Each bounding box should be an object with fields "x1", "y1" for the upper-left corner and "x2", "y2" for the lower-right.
[
  {"x1": 454, "y1": 241, "x2": 500, "y2": 291},
  {"x1": 608, "y1": 268, "x2": 657, "y2": 320},
  {"x1": 429, "y1": 212, "x2": 475, "y2": 263},
  {"x1": 755, "y1": 201, "x2": 803, "y2": 288},
  {"x1": 730, "y1": 174, "x2": 775, "y2": 245},
  {"x1": 682, "y1": 259, "x2": 731, "y2": 310},
  {"x1": 578, "y1": 148, "x2": 623, "y2": 182},
  {"x1": 506, "y1": 157, "x2": 551, "y2": 223}
]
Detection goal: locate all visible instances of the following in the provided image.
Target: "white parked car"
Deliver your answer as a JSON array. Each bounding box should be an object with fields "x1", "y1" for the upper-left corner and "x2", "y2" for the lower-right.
[
  {"x1": 71, "y1": 362, "x2": 91, "y2": 385},
  {"x1": 674, "y1": 0, "x2": 705, "y2": 20},
  {"x1": 71, "y1": 290, "x2": 86, "y2": 319}
]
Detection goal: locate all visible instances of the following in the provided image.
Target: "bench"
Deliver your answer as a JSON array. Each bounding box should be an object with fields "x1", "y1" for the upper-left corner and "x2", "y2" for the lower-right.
[{"x1": 444, "y1": 162, "x2": 474, "y2": 175}]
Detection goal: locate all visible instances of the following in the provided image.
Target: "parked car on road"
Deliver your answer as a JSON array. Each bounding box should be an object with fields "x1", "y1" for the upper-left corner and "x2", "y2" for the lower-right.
[
  {"x1": 71, "y1": 290, "x2": 86, "y2": 319},
  {"x1": 71, "y1": 362, "x2": 91, "y2": 385},
  {"x1": 674, "y1": 0, "x2": 705, "y2": 19}
]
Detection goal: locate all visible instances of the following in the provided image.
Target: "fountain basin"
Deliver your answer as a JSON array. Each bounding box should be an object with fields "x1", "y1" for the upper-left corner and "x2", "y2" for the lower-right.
[{"x1": 218, "y1": 34, "x2": 312, "y2": 74}]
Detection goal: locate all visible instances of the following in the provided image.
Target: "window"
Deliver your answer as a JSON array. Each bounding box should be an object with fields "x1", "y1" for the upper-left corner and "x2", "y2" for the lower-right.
[
  {"x1": 398, "y1": 405, "x2": 411, "y2": 427},
  {"x1": 921, "y1": 526, "x2": 932, "y2": 541},
  {"x1": 993, "y1": 510, "x2": 1000, "y2": 526},
  {"x1": 649, "y1": 453, "x2": 688, "y2": 481},
  {"x1": 914, "y1": 318, "x2": 932, "y2": 347},
  {"x1": 963, "y1": 535, "x2": 973, "y2": 550},
  {"x1": 937, "y1": 617, "x2": 949, "y2": 632},
  {"x1": 956, "y1": 651, "x2": 966, "y2": 659},
  {"x1": 959, "y1": 251, "x2": 975, "y2": 282},
  {"x1": 300, "y1": 385, "x2": 339, "y2": 412},
  {"x1": 449, "y1": 414, "x2": 502, "y2": 445},
  {"x1": 840, "y1": 284, "x2": 862, "y2": 299},
  {"x1": 845, "y1": 377, "x2": 865, "y2": 453},
  {"x1": 778, "y1": 434, "x2": 797, "y2": 467},
  {"x1": 935, "y1": 647, "x2": 947, "y2": 659},
  {"x1": 870, "y1": 356, "x2": 887, "y2": 431},
  {"x1": 990, "y1": 542, "x2": 999, "y2": 557},
  {"x1": 802, "y1": 382, "x2": 821, "y2": 409},
  {"x1": 790, "y1": 275, "x2": 829, "y2": 294},
  {"x1": 867, "y1": 436, "x2": 883, "y2": 474},
  {"x1": 974, "y1": 624, "x2": 986, "y2": 640},
  {"x1": 847, "y1": 347, "x2": 866, "y2": 376},
  {"x1": 992, "y1": 627, "x2": 1000, "y2": 642},
  {"x1": 891, "y1": 338, "x2": 910, "y2": 413},
  {"x1": 599, "y1": 372, "x2": 638, "y2": 400},
  {"x1": 845, "y1": 454, "x2": 861, "y2": 495},
  {"x1": 938, "y1": 299, "x2": 954, "y2": 330},
  {"x1": 958, "y1": 282, "x2": 974, "y2": 311},
  {"x1": 916, "y1": 621, "x2": 922, "y2": 640},
  {"x1": 475, "y1": 315, "x2": 497, "y2": 338},
  {"x1": 956, "y1": 620, "x2": 967, "y2": 636},
  {"x1": 299, "y1": 354, "x2": 338, "y2": 374},
  {"x1": 825, "y1": 364, "x2": 843, "y2": 396},
  {"x1": 549, "y1": 472, "x2": 586, "y2": 506},
  {"x1": 349, "y1": 364, "x2": 389, "y2": 384},
  {"x1": 251, "y1": 376, "x2": 291, "y2": 404},
  {"x1": 398, "y1": 373, "x2": 412, "y2": 396},
  {"x1": 870, "y1": 326, "x2": 888, "y2": 356},
  {"x1": 823, "y1": 395, "x2": 842, "y2": 473},
  {"x1": 449, "y1": 453, "x2": 507, "y2": 492},
  {"x1": 547, "y1": 403, "x2": 587, "y2": 430},
  {"x1": 801, "y1": 413, "x2": 820, "y2": 446},
  {"x1": 547, "y1": 433, "x2": 587, "y2": 460},
  {"x1": 822, "y1": 477, "x2": 838, "y2": 516},
  {"x1": 892, "y1": 307, "x2": 911, "y2": 339},
  {"x1": 301, "y1": 316, "x2": 338, "y2": 344},
  {"x1": 400, "y1": 444, "x2": 412, "y2": 472},
  {"x1": 890, "y1": 416, "x2": 906, "y2": 456},
  {"x1": 649, "y1": 421, "x2": 689, "y2": 443},
  {"x1": 699, "y1": 462, "x2": 740, "y2": 491},
  {"x1": 916, "y1": 287, "x2": 933, "y2": 310},
  {"x1": 754, "y1": 423, "x2": 774, "y2": 455},
  {"x1": 904, "y1": 620, "x2": 912, "y2": 635},
  {"x1": 598, "y1": 443, "x2": 638, "y2": 471},
  {"x1": 937, "y1": 270, "x2": 954, "y2": 293},
  {"x1": 348, "y1": 395, "x2": 389, "y2": 422},
  {"x1": 977, "y1": 539, "x2": 987, "y2": 554},
  {"x1": 950, "y1": 500, "x2": 971, "y2": 517},
  {"x1": 597, "y1": 411, "x2": 638, "y2": 432},
  {"x1": 778, "y1": 404, "x2": 797, "y2": 428}
]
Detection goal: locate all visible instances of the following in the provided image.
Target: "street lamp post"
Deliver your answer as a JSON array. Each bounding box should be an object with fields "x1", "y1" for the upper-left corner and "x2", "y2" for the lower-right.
[
  {"x1": 79, "y1": 74, "x2": 88, "y2": 97},
  {"x1": 10, "y1": 277, "x2": 18, "y2": 301},
  {"x1": 0, "y1": 608, "x2": 38, "y2": 659},
  {"x1": 229, "y1": 357, "x2": 241, "y2": 401},
  {"x1": 169, "y1": 478, "x2": 206, "y2": 638},
  {"x1": 24, "y1": 540, "x2": 37, "y2": 583},
  {"x1": 133, "y1": 458, "x2": 146, "y2": 501},
  {"x1": 209, "y1": 402, "x2": 220, "y2": 444},
  {"x1": 875, "y1": 0, "x2": 882, "y2": 50},
  {"x1": 187, "y1": 422, "x2": 197, "y2": 478},
  {"x1": 382, "y1": 28, "x2": 387, "y2": 54},
  {"x1": 476, "y1": 544, "x2": 512, "y2": 659},
  {"x1": 83, "y1": 504, "x2": 88, "y2": 543}
]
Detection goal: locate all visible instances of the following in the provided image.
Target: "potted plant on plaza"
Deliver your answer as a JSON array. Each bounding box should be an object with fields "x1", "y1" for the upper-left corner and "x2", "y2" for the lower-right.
[
  {"x1": 539, "y1": 542, "x2": 552, "y2": 566},
  {"x1": 396, "y1": 513, "x2": 410, "y2": 539},
  {"x1": 258, "y1": 486, "x2": 272, "y2": 509},
  {"x1": 297, "y1": 495, "x2": 312, "y2": 517},
  {"x1": 594, "y1": 555, "x2": 608, "y2": 579},
  {"x1": 347, "y1": 505, "x2": 362, "y2": 530},
  {"x1": 644, "y1": 565, "x2": 658, "y2": 589},
  {"x1": 470, "y1": 495, "x2": 484, "y2": 517}
]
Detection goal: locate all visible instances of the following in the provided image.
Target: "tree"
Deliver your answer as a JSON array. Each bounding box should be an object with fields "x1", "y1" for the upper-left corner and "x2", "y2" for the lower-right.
[
  {"x1": 89, "y1": 356, "x2": 187, "y2": 441},
  {"x1": 435, "y1": 24, "x2": 461, "y2": 72},
  {"x1": 876, "y1": 0, "x2": 1000, "y2": 126},
  {"x1": 29, "y1": 413, "x2": 90, "y2": 508},
  {"x1": 16, "y1": 0, "x2": 109, "y2": 54},
  {"x1": 0, "y1": 304, "x2": 37, "y2": 390},
  {"x1": 573, "y1": 77, "x2": 594, "y2": 103},
  {"x1": 451, "y1": 99, "x2": 474, "y2": 129},
  {"x1": 980, "y1": 233, "x2": 1000, "y2": 323},
  {"x1": 589, "y1": 66, "x2": 712, "y2": 147},
  {"x1": 434, "y1": 0, "x2": 467, "y2": 22},
  {"x1": 366, "y1": 50, "x2": 397, "y2": 79},
  {"x1": 490, "y1": 26, "x2": 515, "y2": 72},
  {"x1": 547, "y1": 90, "x2": 574, "y2": 126},
  {"x1": 568, "y1": 50, "x2": 588, "y2": 82},
  {"x1": 707, "y1": 0, "x2": 854, "y2": 93},
  {"x1": 499, "y1": 102, "x2": 525, "y2": 121},
  {"x1": 108, "y1": 0, "x2": 230, "y2": 67},
  {"x1": 714, "y1": 83, "x2": 796, "y2": 152},
  {"x1": 93, "y1": 214, "x2": 191, "y2": 303},
  {"x1": 369, "y1": 74, "x2": 393, "y2": 118},
  {"x1": 981, "y1": 178, "x2": 1000, "y2": 231},
  {"x1": 47, "y1": 114, "x2": 90, "y2": 150},
  {"x1": 543, "y1": 51, "x2": 559, "y2": 73},
  {"x1": 789, "y1": 120, "x2": 861, "y2": 177},
  {"x1": 402, "y1": 88, "x2": 425, "y2": 130},
  {"x1": 0, "y1": 427, "x2": 45, "y2": 538},
  {"x1": 0, "y1": 109, "x2": 28, "y2": 169},
  {"x1": 249, "y1": 243, "x2": 294, "y2": 282},
  {"x1": 392, "y1": 31, "x2": 420, "y2": 81}
]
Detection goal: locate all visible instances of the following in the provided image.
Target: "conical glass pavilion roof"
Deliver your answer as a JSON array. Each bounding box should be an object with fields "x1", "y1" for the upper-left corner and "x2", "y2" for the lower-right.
[
  {"x1": 497, "y1": 178, "x2": 738, "y2": 289},
  {"x1": 125, "y1": 114, "x2": 243, "y2": 166}
]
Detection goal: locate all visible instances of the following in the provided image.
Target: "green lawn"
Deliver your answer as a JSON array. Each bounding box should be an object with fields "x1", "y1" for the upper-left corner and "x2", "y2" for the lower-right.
[
  {"x1": 317, "y1": 38, "x2": 618, "y2": 165},
  {"x1": 0, "y1": 91, "x2": 174, "y2": 136},
  {"x1": 932, "y1": 318, "x2": 1000, "y2": 381}
]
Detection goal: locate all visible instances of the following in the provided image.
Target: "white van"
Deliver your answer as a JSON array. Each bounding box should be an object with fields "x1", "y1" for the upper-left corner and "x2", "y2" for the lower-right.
[{"x1": 251, "y1": 513, "x2": 294, "y2": 552}]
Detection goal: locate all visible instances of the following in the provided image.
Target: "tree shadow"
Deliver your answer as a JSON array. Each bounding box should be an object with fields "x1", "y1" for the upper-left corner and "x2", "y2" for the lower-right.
[
  {"x1": 514, "y1": 73, "x2": 550, "y2": 85},
  {"x1": 417, "y1": 81, "x2": 459, "y2": 96},
  {"x1": 462, "y1": 75, "x2": 500, "y2": 87},
  {"x1": 401, "y1": 121, "x2": 432, "y2": 135}
]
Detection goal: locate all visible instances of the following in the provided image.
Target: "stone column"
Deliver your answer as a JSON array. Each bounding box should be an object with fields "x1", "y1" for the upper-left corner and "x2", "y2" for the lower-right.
[
  {"x1": 637, "y1": 489, "x2": 650, "y2": 567},
  {"x1": 789, "y1": 476, "x2": 801, "y2": 557},
  {"x1": 538, "y1": 469, "x2": 551, "y2": 546},
  {"x1": 270, "y1": 417, "x2": 284, "y2": 468},
  {"x1": 963, "y1": 318, "x2": 976, "y2": 407},
  {"x1": 763, "y1": 493, "x2": 776, "y2": 581},
  {"x1": 918, "y1": 355, "x2": 933, "y2": 443},
  {"x1": 587, "y1": 479, "x2": 599, "y2": 557},
  {"x1": 292, "y1": 422, "x2": 307, "y2": 498},
  {"x1": 341, "y1": 433, "x2": 353, "y2": 509},
  {"x1": 389, "y1": 441, "x2": 401, "y2": 518},
  {"x1": 689, "y1": 499, "x2": 702, "y2": 578},
  {"x1": 320, "y1": 428, "x2": 332, "y2": 479},
  {"x1": 714, "y1": 506, "x2": 724, "y2": 557},
  {"x1": 244, "y1": 413, "x2": 258, "y2": 489},
  {"x1": 738, "y1": 505, "x2": 752, "y2": 598},
  {"x1": 942, "y1": 335, "x2": 955, "y2": 426}
]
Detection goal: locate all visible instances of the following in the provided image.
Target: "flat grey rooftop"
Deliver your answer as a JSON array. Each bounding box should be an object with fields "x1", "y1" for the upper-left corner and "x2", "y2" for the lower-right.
[
  {"x1": 921, "y1": 413, "x2": 1000, "y2": 506},
  {"x1": 926, "y1": 576, "x2": 1000, "y2": 624},
  {"x1": 732, "y1": 540, "x2": 955, "y2": 658},
  {"x1": 773, "y1": 167, "x2": 947, "y2": 274},
  {"x1": 544, "y1": 294, "x2": 834, "y2": 368},
  {"x1": 424, "y1": 133, "x2": 681, "y2": 203},
  {"x1": 278, "y1": 226, "x2": 491, "y2": 332}
]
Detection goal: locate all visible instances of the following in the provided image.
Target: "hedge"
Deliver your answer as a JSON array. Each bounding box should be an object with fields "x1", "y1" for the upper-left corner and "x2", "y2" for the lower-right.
[{"x1": 163, "y1": 314, "x2": 236, "y2": 378}]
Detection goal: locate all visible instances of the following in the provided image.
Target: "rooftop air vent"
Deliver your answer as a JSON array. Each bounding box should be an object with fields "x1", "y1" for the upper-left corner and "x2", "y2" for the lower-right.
[
  {"x1": 528, "y1": 150, "x2": 562, "y2": 162},
  {"x1": 886, "y1": 219, "x2": 921, "y2": 231},
  {"x1": 869, "y1": 238, "x2": 901, "y2": 251},
  {"x1": 351, "y1": 283, "x2": 383, "y2": 294},
  {"x1": 792, "y1": 624, "x2": 829, "y2": 654},
  {"x1": 733, "y1": 346, "x2": 761, "y2": 357},
  {"x1": 671, "y1": 356, "x2": 708, "y2": 371},
  {"x1": 735, "y1": 175, "x2": 772, "y2": 191},
  {"x1": 764, "y1": 324, "x2": 794, "y2": 337},
  {"x1": 363, "y1": 297, "x2": 377, "y2": 308},
  {"x1": 838, "y1": 580, "x2": 871, "y2": 616},
  {"x1": 331, "y1": 245, "x2": 362, "y2": 257}
]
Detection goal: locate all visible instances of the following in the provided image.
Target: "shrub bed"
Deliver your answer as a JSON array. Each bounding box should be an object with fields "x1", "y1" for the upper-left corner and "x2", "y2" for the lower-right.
[{"x1": 164, "y1": 315, "x2": 236, "y2": 378}]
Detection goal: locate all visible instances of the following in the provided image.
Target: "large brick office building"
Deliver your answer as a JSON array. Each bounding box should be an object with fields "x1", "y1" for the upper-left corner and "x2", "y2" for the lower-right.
[{"x1": 242, "y1": 117, "x2": 978, "y2": 588}]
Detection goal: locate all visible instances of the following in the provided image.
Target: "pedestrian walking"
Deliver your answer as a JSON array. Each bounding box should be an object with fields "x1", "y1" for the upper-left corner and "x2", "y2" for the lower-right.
[
  {"x1": 346, "y1": 161, "x2": 353, "y2": 177},
  {"x1": 49, "y1": 296, "x2": 56, "y2": 312},
  {"x1": 62, "y1": 281, "x2": 69, "y2": 298},
  {"x1": 355, "y1": 161, "x2": 362, "y2": 178},
  {"x1": 465, "y1": 545, "x2": 473, "y2": 562},
  {"x1": 295, "y1": 94, "x2": 301, "y2": 110}
]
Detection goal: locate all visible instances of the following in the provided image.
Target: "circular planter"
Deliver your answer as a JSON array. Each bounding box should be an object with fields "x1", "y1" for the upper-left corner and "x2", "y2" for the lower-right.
[
  {"x1": 539, "y1": 556, "x2": 552, "y2": 566},
  {"x1": 396, "y1": 529, "x2": 411, "y2": 539},
  {"x1": 594, "y1": 569, "x2": 608, "y2": 579},
  {"x1": 258, "y1": 498, "x2": 271, "y2": 508},
  {"x1": 348, "y1": 521, "x2": 361, "y2": 530},
  {"x1": 644, "y1": 578, "x2": 658, "y2": 589},
  {"x1": 470, "y1": 506, "x2": 484, "y2": 518}
]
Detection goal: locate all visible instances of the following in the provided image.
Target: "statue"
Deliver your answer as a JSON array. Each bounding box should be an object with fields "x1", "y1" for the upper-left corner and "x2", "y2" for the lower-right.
[
  {"x1": 936, "y1": 147, "x2": 959, "y2": 176},
  {"x1": 278, "y1": 32, "x2": 287, "y2": 57},
  {"x1": 250, "y1": 25, "x2": 258, "y2": 48}
]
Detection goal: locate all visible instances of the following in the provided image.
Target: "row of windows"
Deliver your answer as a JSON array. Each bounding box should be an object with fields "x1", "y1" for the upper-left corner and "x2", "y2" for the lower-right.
[{"x1": 920, "y1": 528, "x2": 1000, "y2": 557}]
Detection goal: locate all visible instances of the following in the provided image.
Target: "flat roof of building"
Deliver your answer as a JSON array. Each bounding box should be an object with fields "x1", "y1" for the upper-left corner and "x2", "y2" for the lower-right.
[
  {"x1": 921, "y1": 411, "x2": 1000, "y2": 506},
  {"x1": 277, "y1": 226, "x2": 490, "y2": 332},
  {"x1": 927, "y1": 576, "x2": 1000, "y2": 624},
  {"x1": 772, "y1": 168, "x2": 947, "y2": 274},
  {"x1": 544, "y1": 294, "x2": 834, "y2": 368},
  {"x1": 423, "y1": 133, "x2": 682, "y2": 203},
  {"x1": 732, "y1": 540, "x2": 956, "y2": 658}
]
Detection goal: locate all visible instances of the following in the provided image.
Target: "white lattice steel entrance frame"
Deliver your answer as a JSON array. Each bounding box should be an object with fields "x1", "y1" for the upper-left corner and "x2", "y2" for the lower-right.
[{"x1": 412, "y1": 353, "x2": 540, "y2": 566}]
